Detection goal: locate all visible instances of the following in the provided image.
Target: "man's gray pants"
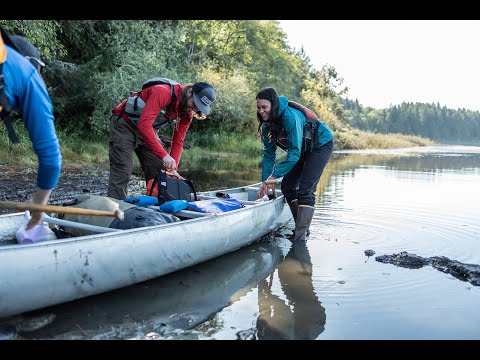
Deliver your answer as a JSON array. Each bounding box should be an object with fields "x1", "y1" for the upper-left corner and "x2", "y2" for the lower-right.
[{"x1": 108, "y1": 114, "x2": 165, "y2": 200}]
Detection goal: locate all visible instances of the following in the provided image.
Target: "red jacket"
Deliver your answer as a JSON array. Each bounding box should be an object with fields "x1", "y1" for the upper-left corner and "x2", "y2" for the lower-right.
[{"x1": 113, "y1": 83, "x2": 193, "y2": 169}]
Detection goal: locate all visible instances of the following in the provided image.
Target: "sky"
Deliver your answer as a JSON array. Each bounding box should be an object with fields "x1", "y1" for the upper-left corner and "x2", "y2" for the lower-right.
[{"x1": 279, "y1": 20, "x2": 480, "y2": 112}]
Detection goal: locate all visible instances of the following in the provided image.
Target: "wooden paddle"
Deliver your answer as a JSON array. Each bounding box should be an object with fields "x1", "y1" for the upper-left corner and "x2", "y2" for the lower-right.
[{"x1": 0, "y1": 200, "x2": 124, "y2": 220}]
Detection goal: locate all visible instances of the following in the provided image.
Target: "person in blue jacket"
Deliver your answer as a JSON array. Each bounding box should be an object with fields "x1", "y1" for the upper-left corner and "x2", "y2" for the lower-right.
[
  {"x1": 0, "y1": 31, "x2": 62, "y2": 230},
  {"x1": 255, "y1": 87, "x2": 333, "y2": 241}
]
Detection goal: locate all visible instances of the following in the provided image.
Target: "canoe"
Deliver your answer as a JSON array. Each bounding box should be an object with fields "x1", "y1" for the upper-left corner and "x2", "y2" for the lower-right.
[
  {"x1": 18, "y1": 239, "x2": 291, "y2": 339},
  {"x1": 0, "y1": 182, "x2": 291, "y2": 319}
]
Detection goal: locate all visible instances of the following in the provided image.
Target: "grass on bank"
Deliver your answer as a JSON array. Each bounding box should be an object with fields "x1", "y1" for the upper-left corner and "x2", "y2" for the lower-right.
[
  {"x1": 334, "y1": 127, "x2": 435, "y2": 150},
  {"x1": 0, "y1": 122, "x2": 435, "y2": 170}
]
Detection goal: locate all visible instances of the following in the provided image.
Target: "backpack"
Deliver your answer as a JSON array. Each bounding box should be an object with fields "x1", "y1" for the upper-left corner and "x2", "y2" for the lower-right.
[
  {"x1": 274, "y1": 100, "x2": 320, "y2": 151},
  {"x1": 0, "y1": 25, "x2": 44, "y2": 144},
  {"x1": 146, "y1": 170, "x2": 198, "y2": 205},
  {"x1": 287, "y1": 100, "x2": 319, "y2": 143},
  {"x1": 123, "y1": 77, "x2": 181, "y2": 129}
]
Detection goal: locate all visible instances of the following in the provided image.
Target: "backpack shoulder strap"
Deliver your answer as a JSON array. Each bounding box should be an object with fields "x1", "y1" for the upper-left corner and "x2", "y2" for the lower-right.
[
  {"x1": 141, "y1": 77, "x2": 179, "y2": 118},
  {"x1": 288, "y1": 100, "x2": 318, "y2": 124},
  {"x1": 142, "y1": 77, "x2": 179, "y2": 91},
  {"x1": 183, "y1": 179, "x2": 197, "y2": 201}
]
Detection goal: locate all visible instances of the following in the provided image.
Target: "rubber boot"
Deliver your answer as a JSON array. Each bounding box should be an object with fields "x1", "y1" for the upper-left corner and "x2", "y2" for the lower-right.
[
  {"x1": 287, "y1": 199, "x2": 310, "y2": 240},
  {"x1": 287, "y1": 199, "x2": 298, "y2": 240},
  {"x1": 293, "y1": 205, "x2": 315, "y2": 241},
  {"x1": 287, "y1": 199, "x2": 299, "y2": 223}
]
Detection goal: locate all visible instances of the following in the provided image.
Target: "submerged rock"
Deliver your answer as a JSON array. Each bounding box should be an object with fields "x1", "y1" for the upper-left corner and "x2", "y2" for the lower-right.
[
  {"x1": 376, "y1": 251, "x2": 480, "y2": 286},
  {"x1": 364, "y1": 249, "x2": 375, "y2": 257},
  {"x1": 429, "y1": 256, "x2": 480, "y2": 286},
  {"x1": 376, "y1": 251, "x2": 429, "y2": 269}
]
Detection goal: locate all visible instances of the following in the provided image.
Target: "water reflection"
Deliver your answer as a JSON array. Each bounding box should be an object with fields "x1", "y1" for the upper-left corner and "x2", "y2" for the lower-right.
[
  {"x1": 334, "y1": 145, "x2": 480, "y2": 173},
  {"x1": 20, "y1": 239, "x2": 290, "y2": 340},
  {"x1": 186, "y1": 145, "x2": 480, "y2": 339},
  {"x1": 183, "y1": 146, "x2": 480, "y2": 194},
  {"x1": 257, "y1": 241, "x2": 325, "y2": 340}
]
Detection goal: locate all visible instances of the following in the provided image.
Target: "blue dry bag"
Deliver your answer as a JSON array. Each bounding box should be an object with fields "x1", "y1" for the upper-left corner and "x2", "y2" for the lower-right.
[{"x1": 187, "y1": 198, "x2": 243, "y2": 214}]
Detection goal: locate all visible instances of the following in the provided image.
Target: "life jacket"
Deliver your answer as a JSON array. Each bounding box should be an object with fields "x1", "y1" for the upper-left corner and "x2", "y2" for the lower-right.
[
  {"x1": 275, "y1": 100, "x2": 320, "y2": 151},
  {"x1": 0, "y1": 25, "x2": 44, "y2": 144},
  {"x1": 122, "y1": 77, "x2": 182, "y2": 130}
]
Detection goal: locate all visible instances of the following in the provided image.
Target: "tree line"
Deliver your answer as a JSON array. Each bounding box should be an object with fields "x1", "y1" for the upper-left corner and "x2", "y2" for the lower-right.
[
  {"x1": 2, "y1": 20, "x2": 478, "y2": 145},
  {"x1": 341, "y1": 98, "x2": 480, "y2": 143},
  {"x1": 0, "y1": 20, "x2": 345, "y2": 139}
]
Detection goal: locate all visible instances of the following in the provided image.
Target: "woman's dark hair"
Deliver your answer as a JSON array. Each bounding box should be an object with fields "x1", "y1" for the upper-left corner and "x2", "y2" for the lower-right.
[{"x1": 256, "y1": 87, "x2": 281, "y2": 143}]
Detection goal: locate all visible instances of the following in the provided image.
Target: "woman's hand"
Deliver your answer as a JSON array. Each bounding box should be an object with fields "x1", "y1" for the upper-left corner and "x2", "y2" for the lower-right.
[
  {"x1": 256, "y1": 182, "x2": 268, "y2": 200},
  {"x1": 266, "y1": 176, "x2": 277, "y2": 184},
  {"x1": 256, "y1": 176, "x2": 278, "y2": 200}
]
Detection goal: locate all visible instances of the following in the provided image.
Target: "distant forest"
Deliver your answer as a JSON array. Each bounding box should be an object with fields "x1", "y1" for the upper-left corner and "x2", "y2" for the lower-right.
[{"x1": 341, "y1": 98, "x2": 480, "y2": 143}]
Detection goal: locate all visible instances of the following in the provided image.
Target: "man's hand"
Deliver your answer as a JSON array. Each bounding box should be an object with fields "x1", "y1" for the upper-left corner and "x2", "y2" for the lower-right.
[
  {"x1": 162, "y1": 154, "x2": 177, "y2": 172},
  {"x1": 169, "y1": 169, "x2": 185, "y2": 180}
]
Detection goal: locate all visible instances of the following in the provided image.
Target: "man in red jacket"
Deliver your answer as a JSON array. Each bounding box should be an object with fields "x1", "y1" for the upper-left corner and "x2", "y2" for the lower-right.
[{"x1": 107, "y1": 81, "x2": 216, "y2": 200}]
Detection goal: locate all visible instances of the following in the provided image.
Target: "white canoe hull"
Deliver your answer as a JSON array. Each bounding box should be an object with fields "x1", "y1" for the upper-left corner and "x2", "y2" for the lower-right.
[{"x1": 0, "y1": 183, "x2": 290, "y2": 318}]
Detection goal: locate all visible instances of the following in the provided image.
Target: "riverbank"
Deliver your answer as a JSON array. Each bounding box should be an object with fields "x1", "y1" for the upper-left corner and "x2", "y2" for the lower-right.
[
  {"x1": 0, "y1": 164, "x2": 145, "y2": 215},
  {"x1": 0, "y1": 128, "x2": 436, "y2": 213}
]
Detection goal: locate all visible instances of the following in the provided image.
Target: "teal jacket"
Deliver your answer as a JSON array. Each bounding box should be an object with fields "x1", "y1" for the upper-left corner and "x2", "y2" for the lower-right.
[{"x1": 261, "y1": 96, "x2": 333, "y2": 181}]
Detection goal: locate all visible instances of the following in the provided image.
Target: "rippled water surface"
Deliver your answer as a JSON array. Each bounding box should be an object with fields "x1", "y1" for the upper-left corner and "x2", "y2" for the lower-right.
[
  {"x1": 199, "y1": 145, "x2": 480, "y2": 340},
  {"x1": 18, "y1": 145, "x2": 480, "y2": 340}
]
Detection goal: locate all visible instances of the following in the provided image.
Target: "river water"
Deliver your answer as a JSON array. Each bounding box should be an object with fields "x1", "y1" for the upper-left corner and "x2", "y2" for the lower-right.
[{"x1": 21, "y1": 145, "x2": 480, "y2": 340}]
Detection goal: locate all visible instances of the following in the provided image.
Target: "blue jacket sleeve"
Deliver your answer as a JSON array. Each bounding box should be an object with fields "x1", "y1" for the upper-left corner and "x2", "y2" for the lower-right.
[
  {"x1": 5, "y1": 46, "x2": 62, "y2": 190},
  {"x1": 22, "y1": 73, "x2": 62, "y2": 190}
]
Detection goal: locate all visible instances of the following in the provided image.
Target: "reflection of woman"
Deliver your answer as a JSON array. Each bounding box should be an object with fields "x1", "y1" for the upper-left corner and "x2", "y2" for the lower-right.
[{"x1": 256, "y1": 241, "x2": 326, "y2": 340}]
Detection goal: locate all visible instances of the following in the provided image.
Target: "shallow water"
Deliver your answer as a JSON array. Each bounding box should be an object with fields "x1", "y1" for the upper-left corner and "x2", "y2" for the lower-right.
[
  {"x1": 13, "y1": 145, "x2": 480, "y2": 340},
  {"x1": 194, "y1": 145, "x2": 480, "y2": 340}
]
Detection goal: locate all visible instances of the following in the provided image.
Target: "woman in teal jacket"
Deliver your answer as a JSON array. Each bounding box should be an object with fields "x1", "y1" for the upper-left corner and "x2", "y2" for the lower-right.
[{"x1": 256, "y1": 87, "x2": 334, "y2": 241}]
